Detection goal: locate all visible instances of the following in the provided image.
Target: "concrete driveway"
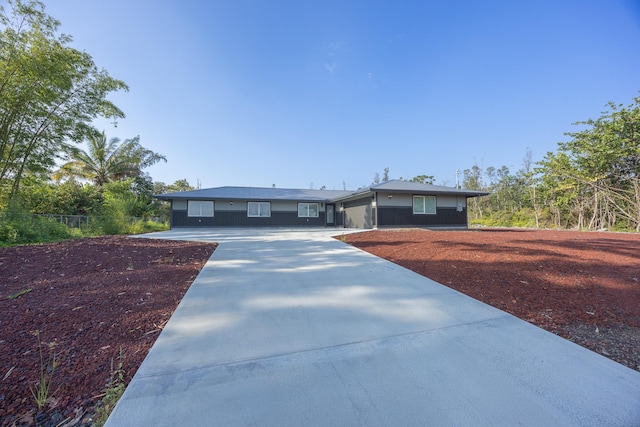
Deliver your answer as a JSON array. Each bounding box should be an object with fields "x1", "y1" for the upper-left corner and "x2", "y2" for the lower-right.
[{"x1": 107, "y1": 228, "x2": 640, "y2": 426}]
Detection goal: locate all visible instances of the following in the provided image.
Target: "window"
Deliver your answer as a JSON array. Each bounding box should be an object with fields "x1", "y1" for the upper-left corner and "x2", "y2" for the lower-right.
[
  {"x1": 248, "y1": 201, "x2": 271, "y2": 217},
  {"x1": 413, "y1": 195, "x2": 436, "y2": 214},
  {"x1": 298, "y1": 202, "x2": 319, "y2": 217},
  {"x1": 188, "y1": 200, "x2": 214, "y2": 217}
]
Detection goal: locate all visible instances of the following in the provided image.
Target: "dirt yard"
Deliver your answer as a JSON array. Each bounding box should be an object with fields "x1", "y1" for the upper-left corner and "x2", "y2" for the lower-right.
[
  {"x1": 343, "y1": 228, "x2": 640, "y2": 372},
  {"x1": 0, "y1": 236, "x2": 216, "y2": 426},
  {"x1": 1, "y1": 229, "x2": 638, "y2": 426}
]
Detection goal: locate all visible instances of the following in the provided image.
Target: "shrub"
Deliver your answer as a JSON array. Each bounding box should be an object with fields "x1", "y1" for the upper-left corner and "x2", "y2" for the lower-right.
[{"x1": 0, "y1": 204, "x2": 73, "y2": 246}]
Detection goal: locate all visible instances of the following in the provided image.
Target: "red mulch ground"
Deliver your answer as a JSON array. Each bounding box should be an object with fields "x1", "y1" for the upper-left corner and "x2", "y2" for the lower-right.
[
  {"x1": 0, "y1": 236, "x2": 216, "y2": 427},
  {"x1": 1, "y1": 229, "x2": 639, "y2": 426},
  {"x1": 343, "y1": 228, "x2": 640, "y2": 372}
]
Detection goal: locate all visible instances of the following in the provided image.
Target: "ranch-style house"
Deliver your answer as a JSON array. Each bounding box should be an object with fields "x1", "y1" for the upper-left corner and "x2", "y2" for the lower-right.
[{"x1": 154, "y1": 179, "x2": 489, "y2": 229}]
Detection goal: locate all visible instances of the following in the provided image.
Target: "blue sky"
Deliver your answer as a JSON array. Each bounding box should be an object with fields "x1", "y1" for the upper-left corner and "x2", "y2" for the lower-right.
[{"x1": 42, "y1": 0, "x2": 640, "y2": 190}]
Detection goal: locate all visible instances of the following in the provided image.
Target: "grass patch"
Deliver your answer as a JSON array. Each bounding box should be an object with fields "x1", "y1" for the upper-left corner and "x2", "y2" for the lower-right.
[
  {"x1": 94, "y1": 347, "x2": 127, "y2": 426},
  {"x1": 29, "y1": 331, "x2": 60, "y2": 412}
]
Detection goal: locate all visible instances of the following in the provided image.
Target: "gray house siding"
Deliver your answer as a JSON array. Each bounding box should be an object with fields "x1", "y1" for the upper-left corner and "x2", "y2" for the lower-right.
[
  {"x1": 375, "y1": 192, "x2": 468, "y2": 228},
  {"x1": 172, "y1": 210, "x2": 327, "y2": 227},
  {"x1": 343, "y1": 197, "x2": 374, "y2": 229},
  {"x1": 156, "y1": 181, "x2": 488, "y2": 229},
  {"x1": 377, "y1": 206, "x2": 467, "y2": 227},
  {"x1": 171, "y1": 199, "x2": 329, "y2": 227}
]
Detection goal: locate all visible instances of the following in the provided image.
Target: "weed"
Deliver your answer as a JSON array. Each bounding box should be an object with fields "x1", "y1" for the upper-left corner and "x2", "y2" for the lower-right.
[
  {"x1": 29, "y1": 331, "x2": 60, "y2": 411},
  {"x1": 7, "y1": 288, "x2": 32, "y2": 299},
  {"x1": 94, "y1": 347, "x2": 126, "y2": 426}
]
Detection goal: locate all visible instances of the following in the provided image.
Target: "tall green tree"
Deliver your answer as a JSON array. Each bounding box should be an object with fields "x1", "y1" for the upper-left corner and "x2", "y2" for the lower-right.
[
  {"x1": 463, "y1": 163, "x2": 485, "y2": 218},
  {"x1": 538, "y1": 95, "x2": 640, "y2": 231},
  {"x1": 55, "y1": 131, "x2": 166, "y2": 186},
  {"x1": 19, "y1": 179, "x2": 103, "y2": 215},
  {"x1": 167, "y1": 179, "x2": 194, "y2": 193},
  {"x1": 0, "y1": 0, "x2": 128, "y2": 200}
]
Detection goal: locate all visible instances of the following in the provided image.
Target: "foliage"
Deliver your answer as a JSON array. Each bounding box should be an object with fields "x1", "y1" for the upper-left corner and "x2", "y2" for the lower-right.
[
  {"x1": 464, "y1": 94, "x2": 640, "y2": 232},
  {"x1": 151, "y1": 178, "x2": 195, "y2": 221},
  {"x1": 0, "y1": 1, "x2": 174, "y2": 245},
  {"x1": 168, "y1": 179, "x2": 195, "y2": 193},
  {"x1": 18, "y1": 178, "x2": 104, "y2": 215},
  {"x1": 0, "y1": 173, "x2": 173, "y2": 245},
  {"x1": 536, "y1": 96, "x2": 640, "y2": 231},
  {"x1": 104, "y1": 178, "x2": 151, "y2": 217},
  {"x1": 29, "y1": 330, "x2": 59, "y2": 411},
  {"x1": 410, "y1": 175, "x2": 435, "y2": 185},
  {"x1": 470, "y1": 208, "x2": 550, "y2": 229},
  {"x1": 89, "y1": 216, "x2": 168, "y2": 236},
  {"x1": 0, "y1": 0, "x2": 128, "y2": 201},
  {"x1": 78, "y1": 179, "x2": 167, "y2": 234},
  {"x1": 55, "y1": 132, "x2": 166, "y2": 186},
  {"x1": 371, "y1": 167, "x2": 391, "y2": 185},
  {"x1": 7, "y1": 287, "x2": 32, "y2": 299},
  {"x1": 94, "y1": 347, "x2": 126, "y2": 426},
  {"x1": 0, "y1": 203, "x2": 75, "y2": 246}
]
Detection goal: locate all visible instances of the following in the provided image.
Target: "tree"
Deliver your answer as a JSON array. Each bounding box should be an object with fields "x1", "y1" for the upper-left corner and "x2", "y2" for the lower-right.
[
  {"x1": 55, "y1": 131, "x2": 166, "y2": 186},
  {"x1": 462, "y1": 164, "x2": 483, "y2": 190},
  {"x1": 537, "y1": 95, "x2": 640, "y2": 231},
  {"x1": 167, "y1": 179, "x2": 194, "y2": 193},
  {"x1": 382, "y1": 167, "x2": 390, "y2": 182},
  {"x1": 19, "y1": 179, "x2": 103, "y2": 215},
  {"x1": 410, "y1": 175, "x2": 434, "y2": 185},
  {"x1": 153, "y1": 179, "x2": 194, "y2": 195},
  {"x1": 0, "y1": 0, "x2": 128, "y2": 201}
]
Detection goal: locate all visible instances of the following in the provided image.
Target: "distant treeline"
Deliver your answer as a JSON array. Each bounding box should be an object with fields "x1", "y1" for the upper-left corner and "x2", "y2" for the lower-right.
[{"x1": 463, "y1": 95, "x2": 640, "y2": 232}]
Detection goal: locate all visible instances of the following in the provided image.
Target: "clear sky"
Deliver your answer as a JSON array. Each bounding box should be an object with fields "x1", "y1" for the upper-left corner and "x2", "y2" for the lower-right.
[{"x1": 41, "y1": 0, "x2": 640, "y2": 190}]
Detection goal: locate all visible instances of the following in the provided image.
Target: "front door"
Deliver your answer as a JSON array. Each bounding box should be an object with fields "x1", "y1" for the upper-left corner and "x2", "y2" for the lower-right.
[{"x1": 326, "y1": 204, "x2": 335, "y2": 226}]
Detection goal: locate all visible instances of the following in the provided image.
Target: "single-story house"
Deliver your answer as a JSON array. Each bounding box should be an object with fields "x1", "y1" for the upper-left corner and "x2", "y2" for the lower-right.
[{"x1": 154, "y1": 179, "x2": 489, "y2": 229}]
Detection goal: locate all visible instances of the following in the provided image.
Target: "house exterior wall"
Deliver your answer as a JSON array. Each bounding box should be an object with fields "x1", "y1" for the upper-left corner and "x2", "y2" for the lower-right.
[
  {"x1": 166, "y1": 192, "x2": 470, "y2": 229},
  {"x1": 170, "y1": 199, "x2": 330, "y2": 227},
  {"x1": 377, "y1": 206, "x2": 467, "y2": 228},
  {"x1": 375, "y1": 192, "x2": 468, "y2": 228},
  {"x1": 376, "y1": 193, "x2": 466, "y2": 208},
  {"x1": 343, "y1": 197, "x2": 374, "y2": 229}
]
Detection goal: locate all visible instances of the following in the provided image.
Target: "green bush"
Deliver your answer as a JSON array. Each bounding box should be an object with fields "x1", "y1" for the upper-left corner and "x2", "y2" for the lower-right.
[
  {"x1": 470, "y1": 208, "x2": 556, "y2": 229},
  {"x1": 0, "y1": 205, "x2": 74, "y2": 246},
  {"x1": 85, "y1": 216, "x2": 169, "y2": 236},
  {"x1": 127, "y1": 219, "x2": 168, "y2": 234}
]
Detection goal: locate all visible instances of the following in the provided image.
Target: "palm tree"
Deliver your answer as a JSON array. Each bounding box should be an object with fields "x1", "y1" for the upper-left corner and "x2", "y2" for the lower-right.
[{"x1": 54, "y1": 131, "x2": 166, "y2": 186}]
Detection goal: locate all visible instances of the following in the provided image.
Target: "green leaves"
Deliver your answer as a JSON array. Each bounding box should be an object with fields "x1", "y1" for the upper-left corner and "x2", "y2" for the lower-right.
[
  {"x1": 0, "y1": 0, "x2": 128, "y2": 201},
  {"x1": 537, "y1": 95, "x2": 640, "y2": 231},
  {"x1": 56, "y1": 131, "x2": 166, "y2": 186}
]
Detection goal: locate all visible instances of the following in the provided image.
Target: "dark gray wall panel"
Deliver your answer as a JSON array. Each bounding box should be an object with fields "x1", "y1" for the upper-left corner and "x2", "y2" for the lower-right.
[
  {"x1": 377, "y1": 207, "x2": 467, "y2": 227},
  {"x1": 172, "y1": 210, "x2": 327, "y2": 227}
]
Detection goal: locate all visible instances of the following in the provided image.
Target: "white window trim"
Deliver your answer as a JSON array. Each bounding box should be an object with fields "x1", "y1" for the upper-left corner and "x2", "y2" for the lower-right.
[
  {"x1": 413, "y1": 195, "x2": 436, "y2": 215},
  {"x1": 298, "y1": 202, "x2": 319, "y2": 218},
  {"x1": 187, "y1": 200, "x2": 214, "y2": 217},
  {"x1": 247, "y1": 201, "x2": 271, "y2": 217}
]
